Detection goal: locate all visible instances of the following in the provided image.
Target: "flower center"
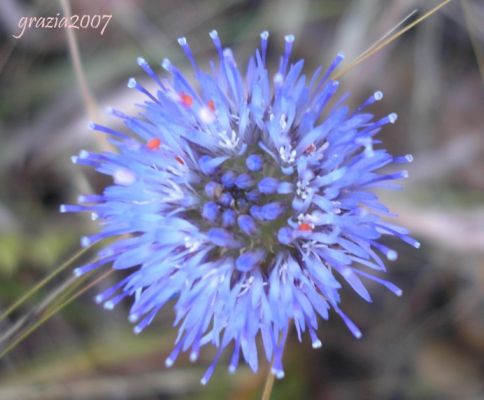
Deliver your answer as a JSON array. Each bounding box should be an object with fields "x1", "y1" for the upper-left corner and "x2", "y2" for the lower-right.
[{"x1": 198, "y1": 152, "x2": 294, "y2": 270}]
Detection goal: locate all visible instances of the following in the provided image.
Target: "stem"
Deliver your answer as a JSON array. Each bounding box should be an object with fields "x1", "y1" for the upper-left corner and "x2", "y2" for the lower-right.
[
  {"x1": 261, "y1": 325, "x2": 291, "y2": 400},
  {"x1": 0, "y1": 245, "x2": 92, "y2": 322},
  {"x1": 261, "y1": 364, "x2": 276, "y2": 400}
]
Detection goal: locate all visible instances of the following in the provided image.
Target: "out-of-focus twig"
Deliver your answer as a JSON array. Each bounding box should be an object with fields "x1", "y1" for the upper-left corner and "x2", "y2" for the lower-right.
[{"x1": 59, "y1": 0, "x2": 98, "y2": 119}]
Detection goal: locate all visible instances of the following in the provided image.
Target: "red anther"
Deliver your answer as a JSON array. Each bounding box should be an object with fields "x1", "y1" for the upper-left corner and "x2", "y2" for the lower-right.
[
  {"x1": 207, "y1": 99, "x2": 215, "y2": 112},
  {"x1": 298, "y1": 223, "x2": 313, "y2": 232},
  {"x1": 304, "y1": 143, "x2": 316, "y2": 154},
  {"x1": 146, "y1": 138, "x2": 161, "y2": 150},
  {"x1": 180, "y1": 93, "x2": 193, "y2": 107},
  {"x1": 175, "y1": 156, "x2": 185, "y2": 165}
]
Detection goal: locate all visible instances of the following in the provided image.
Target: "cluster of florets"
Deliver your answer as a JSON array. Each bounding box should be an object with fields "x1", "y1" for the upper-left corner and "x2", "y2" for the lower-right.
[{"x1": 61, "y1": 31, "x2": 418, "y2": 384}]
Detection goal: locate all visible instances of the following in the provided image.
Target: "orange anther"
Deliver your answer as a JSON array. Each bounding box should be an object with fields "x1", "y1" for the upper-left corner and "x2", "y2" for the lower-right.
[
  {"x1": 208, "y1": 99, "x2": 215, "y2": 112},
  {"x1": 175, "y1": 156, "x2": 185, "y2": 165},
  {"x1": 298, "y1": 223, "x2": 312, "y2": 232},
  {"x1": 304, "y1": 143, "x2": 316, "y2": 154},
  {"x1": 147, "y1": 138, "x2": 161, "y2": 150},
  {"x1": 180, "y1": 93, "x2": 193, "y2": 107}
]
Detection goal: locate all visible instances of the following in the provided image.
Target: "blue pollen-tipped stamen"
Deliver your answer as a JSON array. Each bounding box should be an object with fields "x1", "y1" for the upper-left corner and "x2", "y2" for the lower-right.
[
  {"x1": 246, "y1": 154, "x2": 263, "y2": 171},
  {"x1": 137, "y1": 57, "x2": 164, "y2": 89},
  {"x1": 236, "y1": 250, "x2": 265, "y2": 272},
  {"x1": 238, "y1": 215, "x2": 258, "y2": 235},
  {"x1": 260, "y1": 31, "x2": 269, "y2": 65},
  {"x1": 127, "y1": 77, "x2": 159, "y2": 103},
  {"x1": 258, "y1": 177, "x2": 279, "y2": 194},
  {"x1": 177, "y1": 36, "x2": 200, "y2": 75},
  {"x1": 235, "y1": 173, "x2": 254, "y2": 189},
  {"x1": 222, "y1": 209, "x2": 236, "y2": 227},
  {"x1": 207, "y1": 228, "x2": 240, "y2": 248},
  {"x1": 202, "y1": 202, "x2": 220, "y2": 222},
  {"x1": 228, "y1": 341, "x2": 241, "y2": 374},
  {"x1": 260, "y1": 202, "x2": 285, "y2": 221}
]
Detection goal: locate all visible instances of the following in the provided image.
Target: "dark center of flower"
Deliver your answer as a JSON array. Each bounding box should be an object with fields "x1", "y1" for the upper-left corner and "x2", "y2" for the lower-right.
[{"x1": 198, "y1": 151, "x2": 295, "y2": 271}]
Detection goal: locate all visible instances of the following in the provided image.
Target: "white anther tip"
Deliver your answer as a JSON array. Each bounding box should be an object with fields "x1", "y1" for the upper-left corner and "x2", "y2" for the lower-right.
[
  {"x1": 388, "y1": 113, "x2": 398, "y2": 123},
  {"x1": 137, "y1": 57, "x2": 147, "y2": 66},
  {"x1": 73, "y1": 268, "x2": 83, "y2": 277},
  {"x1": 80, "y1": 236, "x2": 90, "y2": 248},
  {"x1": 59, "y1": 204, "x2": 67, "y2": 213},
  {"x1": 177, "y1": 37, "x2": 187, "y2": 46},
  {"x1": 94, "y1": 294, "x2": 103, "y2": 304},
  {"x1": 78, "y1": 150, "x2": 89, "y2": 159},
  {"x1": 87, "y1": 121, "x2": 96, "y2": 130},
  {"x1": 189, "y1": 352, "x2": 197, "y2": 362},
  {"x1": 104, "y1": 301, "x2": 114, "y2": 310},
  {"x1": 285, "y1": 34, "x2": 295, "y2": 43},
  {"x1": 133, "y1": 326, "x2": 142, "y2": 335},
  {"x1": 127, "y1": 78, "x2": 136, "y2": 89},
  {"x1": 374, "y1": 91, "x2": 383, "y2": 100},
  {"x1": 387, "y1": 250, "x2": 398, "y2": 261},
  {"x1": 165, "y1": 358, "x2": 174, "y2": 368},
  {"x1": 312, "y1": 340, "x2": 322, "y2": 349},
  {"x1": 161, "y1": 58, "x2": 171, "y2": 70},
  {"x1": 260, "y1": 31, "x2": 269, "y2": 40}
]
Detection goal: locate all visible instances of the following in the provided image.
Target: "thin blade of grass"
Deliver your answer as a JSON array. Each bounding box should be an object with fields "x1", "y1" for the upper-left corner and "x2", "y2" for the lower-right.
[
  {"x1": 349, "y1": 8, "x2": 419, "y2": 69},
  {"x1": 0, "y1": 269, "x2": 113, "y2": 359},
  {"x1": 332, "y1": 0, "x2": 453, "y2": 80},
  {"x1": 0, "y1": 245, "x2": 92, "y2": 323}
]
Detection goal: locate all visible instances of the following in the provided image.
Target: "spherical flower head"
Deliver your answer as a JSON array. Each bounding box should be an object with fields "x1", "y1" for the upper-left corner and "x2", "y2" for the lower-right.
[{"x1": 61, "y1": 31, "x2": 419, "y2": 383}]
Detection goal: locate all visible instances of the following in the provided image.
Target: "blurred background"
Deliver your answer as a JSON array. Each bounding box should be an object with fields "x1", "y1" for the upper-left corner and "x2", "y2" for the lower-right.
[{"x1": 0, "y1": 0, "x2": 483, "y2": 399}]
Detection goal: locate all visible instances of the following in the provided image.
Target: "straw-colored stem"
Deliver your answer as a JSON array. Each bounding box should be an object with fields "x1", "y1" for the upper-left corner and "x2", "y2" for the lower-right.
[
  {"x1": 261, "y1": 363, "x2": 276, "y2": 400},
  {"x1": 261, "y1": 325, "x2": 291, "y2": 400},
  {"x1": 350, "y1": 8, "x2": 418, "y2": 69},
  {"x1": 332, "y1": 0, "x2": 453, "y2": 80}
]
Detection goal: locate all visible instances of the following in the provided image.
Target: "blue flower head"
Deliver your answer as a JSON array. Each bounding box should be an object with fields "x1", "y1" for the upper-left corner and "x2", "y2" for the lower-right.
[{"x1": 61, "y1": 31, "x2": 419, "y2": 384}]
